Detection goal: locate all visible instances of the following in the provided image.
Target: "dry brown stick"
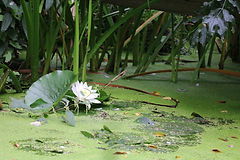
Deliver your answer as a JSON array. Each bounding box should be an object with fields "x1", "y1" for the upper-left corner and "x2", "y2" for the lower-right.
[
  {"x1": 88, "y1": 82, "x2": 179, "y2": 108},
  {"x1": 125, "y1": 68, "x2": 240, "y2": 79}
]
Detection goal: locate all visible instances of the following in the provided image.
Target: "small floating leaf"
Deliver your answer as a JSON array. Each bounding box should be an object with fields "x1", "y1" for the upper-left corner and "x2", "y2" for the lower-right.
[
  {"x1": 212, "y1": 149, "x2": 221, "y2": 153},
  {"x1": 81, "y1": 131, "x2": 95, "y2": 138},
  {"x1": 114, "y1": 151, "x2": 127, "y2": 155},
  {"x1": 231, "y1": 136, "x2": 238, "y2": 139},
  {"x1": 103, "y1": 125, "x2": 113, "y2": 133},
  {"x1": 147, "y1": 144, "x2": 158, "y2": 149},
  {"x1": 218, "y1": 138, "x2": 228, "y2": 142},
  {"x1": 175, "y1": 156, "x2": 182, "y2": 159},
  {"x1": 50, "y1": 150, "x2": 64, "y2": 154},
  {"x1": 154, "y1": 132, "x2": 166, "y2": 137},
  {"x1": 217, "y1": 100, "x2": 226, "y2": 104},
  {"x1": 135, "y1": 113, "x2": 142, "y2": 116},
  {"x1": 13, "y1": 143, "x2": 20, "y2": 148},
  {"x1": 62, "y1": 110, "x2": 76, "y2": 126}
]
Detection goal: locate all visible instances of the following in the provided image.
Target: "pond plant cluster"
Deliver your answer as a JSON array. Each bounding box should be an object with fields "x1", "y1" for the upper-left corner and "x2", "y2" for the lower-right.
[{"x1": 0, "y1": 0, "x2": 240, "y2": 158}]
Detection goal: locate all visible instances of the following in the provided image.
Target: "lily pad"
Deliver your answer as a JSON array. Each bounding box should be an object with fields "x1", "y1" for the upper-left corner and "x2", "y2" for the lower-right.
[{"x1": 10, "y1": 70, "x2": 76, "y2": 112}]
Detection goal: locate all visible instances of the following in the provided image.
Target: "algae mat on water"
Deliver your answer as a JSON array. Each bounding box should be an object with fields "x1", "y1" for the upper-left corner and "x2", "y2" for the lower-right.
[
  {"x1": 1, "y1": 59, "x2": 240, "y2": 160},
  {"x1": 0, "y1": 98, "x2": 239, "y2": 160}
]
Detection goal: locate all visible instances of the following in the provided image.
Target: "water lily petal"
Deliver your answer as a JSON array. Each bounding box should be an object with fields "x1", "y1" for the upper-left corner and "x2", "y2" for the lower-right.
[
  {"x1": 90, "y1": 99, "x2": 101, "y2": 104},
  {"x1": 83, "y1": 82, "x2": 88, "y2": 87},
  {"x1": 87, "y1": 93, "x2": 99, "y2": 99}
]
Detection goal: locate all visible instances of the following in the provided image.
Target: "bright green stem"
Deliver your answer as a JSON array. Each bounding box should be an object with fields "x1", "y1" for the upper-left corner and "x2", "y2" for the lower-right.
[
  {"x1": 193, "y1": 38, "x2": 212, "y2": 81},
  {"x1": 73, "y1": 0, "x2": 80, "y2": 81},
  {"x1": 207, "y1": 33, "x2": 216, "y2": 67},
  {"x1": 87, "y1": 0, "x2": 161, "y2": 62},
  {"x1": 82, "y1": 0, "x2": 93, "y2": 82}
]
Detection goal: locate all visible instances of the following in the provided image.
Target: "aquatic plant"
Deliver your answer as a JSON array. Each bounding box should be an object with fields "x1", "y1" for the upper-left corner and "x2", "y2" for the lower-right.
[
  {"x1": 71, "y1": 81, "x2": 101, "y2": 111},
  {"x1": 9, "y1": 70, "x2": 108, "y2": 126}
]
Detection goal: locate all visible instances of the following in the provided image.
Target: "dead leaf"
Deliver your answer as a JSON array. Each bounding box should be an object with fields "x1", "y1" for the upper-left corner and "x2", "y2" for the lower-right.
[
  {"x1": 163, "y1": 97, "x2": 172, "y2": 100},
  {"x1": 218, "y1": 138, "x2": 228, "y2": 142},
  {"x1": 114, "y1": 151, "x2": 127, "y2": 155},
  {"x1": 212, "y1": 149, "x2": 221, "y2": 153},
  {"x1": 231, "y1": 136, "x2": 238, "y2": 139},
  {"x1": 147, "y1": 145, "x2": 158, "y2": 149},
  {"x1": 175, "y1": 156, "x2": 181, "y2": 159},
  {"x1": 135, "y1": 113, "x2": 142, "y2": 116},
  {"x1": 13, "y1": 143, "x2": 20, "y2": 148},
  {"x1": 217, "y1": 100, "x2": 226, "y2": 103},
  {"x1": 154, "y1": 132, "x2": 166, "y2": 137},
  {"x1": 152, "y1": 91, "x2": 160, "y2": 96}
]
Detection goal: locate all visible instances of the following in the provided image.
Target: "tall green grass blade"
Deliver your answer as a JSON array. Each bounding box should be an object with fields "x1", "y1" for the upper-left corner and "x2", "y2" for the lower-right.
[
  {"x1": 82, "y1": 0, "x2": 93, "y2": 82},
  {"x1": 207, "y1": 33, "x2": 216, "y2": 67},
  {"x1": 193, "y1": 38, "x2": 212, "y2": 81},
  {"x1": 21, "y1": 0, "x2": 40, "y2": 82},
  {"x1": 86, "y1": 0, "x2": 161, "y2": 62},
  {"x1": 73, "y1": 0, "x2": 80, "y2": 80},
  {"x1": 43, "y1": 9, "x2": 61, "y2": 75}
]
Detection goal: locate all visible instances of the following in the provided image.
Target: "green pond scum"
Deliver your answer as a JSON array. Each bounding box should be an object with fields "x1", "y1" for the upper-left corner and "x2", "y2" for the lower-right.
[
  {"x1": 10, "y1": 138, "x2": 79, "y2": 156},
  {"x1": 0, "y1": 59, "x2": 240, "y2": 160}
]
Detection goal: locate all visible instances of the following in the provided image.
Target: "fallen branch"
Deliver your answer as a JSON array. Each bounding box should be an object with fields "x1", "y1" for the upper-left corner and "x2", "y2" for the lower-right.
[
  {"x1": 125, "y1": 68, "x2": 240, "y2": 79},
  {"x1": 89, "y1": 82, "x2": 179, "y2": 108}
]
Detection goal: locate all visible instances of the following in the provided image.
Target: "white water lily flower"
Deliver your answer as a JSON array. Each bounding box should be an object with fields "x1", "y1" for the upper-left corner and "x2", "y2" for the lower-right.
[{"x1": 71, "y1": 81, "x2": 101, "y2": 110}]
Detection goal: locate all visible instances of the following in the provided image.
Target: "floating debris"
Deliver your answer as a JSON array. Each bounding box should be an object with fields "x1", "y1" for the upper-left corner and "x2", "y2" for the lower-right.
[
  {"x1": 110, "y1": 101, "x2": 142, "y2": 109},
  {"x1": 212, "y1": 149, "x2": 221, "y2": 153},
  {"x1": 218, "y1": 138, "x2": 228, "y2": 142},
  {"x1": 30, "y1": 121, "x2": 42, "y2": 127},
  {"x1": 217, "y1": 100, "x2": 226, "y2": 103},
  {"x1": 90, "y1": 110, "x2": 204, "y2": 153},
  {"x1": 114, "y1": 151, "x2": 128, "y2": 155},
  {"x1": 177, "y1": 88, "x2": 187, "y2": 92},
  {"x1": 11, "y1": 138, "x2": 79, "y2": 156}
]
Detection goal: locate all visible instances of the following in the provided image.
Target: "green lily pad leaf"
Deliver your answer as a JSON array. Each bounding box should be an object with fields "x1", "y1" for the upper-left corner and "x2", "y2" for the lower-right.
[
  {"x1": 103, "y1": 125, "x2": 113, "y2": 133},
  {"x1": 30, "y1": 98, "x2": 48, "y2": 108},
  {"x1": 10, "y1": 98, "x2": 30, "y2": 110},
  {"x1": 9, "y1": 98, "x2": 52, "y2": 113},
  {"x1": 97, "y1": 90, "x2": 110, "y2": 102},
  {"x1": 24, "y1": 70, "x2": 76, "y2": 112},
  {"x1": 81, "y1": 131, "x2": 95, "y2": 138},
  {"x1": 62, "y1": 110, "x2": 76, "y2": 126}
]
